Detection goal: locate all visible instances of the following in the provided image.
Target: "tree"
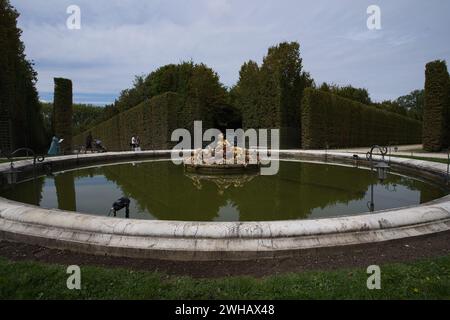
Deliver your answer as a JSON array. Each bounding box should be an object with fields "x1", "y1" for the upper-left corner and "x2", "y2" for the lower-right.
[
  {"x1": 183, "y1": 63, "x2": 228, "y2": 130},
  {"x1": 323, "y1": 84, "x2": 372, "y2": 105},
  {"x1": 0, "y1": 0, "x2": 46, "y2": 152},
  {"x1": 395, "y1": 90, "x2": 424, "y2": 120},
  {"x1": 320, "y1": 83, "x2": 421, "y2": 119},
  {"x1": 79, "y1": 61, "x2": 229, "y2": 135},
  {"x1": 233, "y1": 60, "x2": 261, "y2": 129},
  {"x1": 319, "y1": 82, "x2": 331, "y2": 92},
  {"x1": 233, "y1": 42, "x2": 311, "y2": 148},
  {"x1": 113, "y1": 75, "x2": 149, "y2": 113},
  {"x1": 41, "y1": 102, "x2": 104, "y2": 136},
  {"x1": 374, "y1": 100, "x2": 408, "y2": 117},
  {"x1": 72, "y1": 104, "x2": 104, "y2": 134},
  {"x1": 261, "y1": 42, "x2": 304, "y2": 131},
  {"x1": 40, "y1": 102, "x2": 53, "y2": 142}
]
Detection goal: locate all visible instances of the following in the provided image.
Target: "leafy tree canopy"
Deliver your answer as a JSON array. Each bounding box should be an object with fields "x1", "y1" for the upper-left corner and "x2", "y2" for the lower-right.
[
  {"x1": 395, "y1": 89, "x2": 424, "y2": 120},
  {"x1": 319, "y1": 83, "x2": 372, "y2": 105},
  {"x1": 40, "y1": 102, "x2": 104, "y2": 138},
  {"x1": 113, "y1": 61, "x2": 227, "y2": 114},
  {"x1": 319, "y1": 82, "x2": 425, "y2": 120}
]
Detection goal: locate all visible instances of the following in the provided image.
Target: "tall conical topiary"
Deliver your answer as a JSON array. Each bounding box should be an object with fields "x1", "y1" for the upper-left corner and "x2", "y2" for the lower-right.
[
  {"x1": 423, "y1": 60, "x2": 449, "y2": 151},
  {"x1": 53, "y1": 78, "x2": 73, "y2": 153}
]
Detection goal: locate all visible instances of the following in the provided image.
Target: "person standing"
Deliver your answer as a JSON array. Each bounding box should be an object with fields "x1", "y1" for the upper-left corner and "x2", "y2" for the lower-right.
[
  {"x1": 136, "y1": 136, "x2": 141, "y2": 151},
  {"x1": 85, "y1": 131, "x2": 93, "y2": 154},
  {"x1": 131, "y1": 136, "x2": 137, "y2": 151},
  {"x1": 47, "y1": 136, "x2": 61, "y2": 156}
]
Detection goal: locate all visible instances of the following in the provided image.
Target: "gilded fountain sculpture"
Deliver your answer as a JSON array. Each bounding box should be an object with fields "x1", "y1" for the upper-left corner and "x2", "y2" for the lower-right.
[
  {"x1": 183, "y1": 133, "x2": 262, "y2": 174},
  {"x1": 183, "y1": 133, "x2": 262, "y2": 193}
]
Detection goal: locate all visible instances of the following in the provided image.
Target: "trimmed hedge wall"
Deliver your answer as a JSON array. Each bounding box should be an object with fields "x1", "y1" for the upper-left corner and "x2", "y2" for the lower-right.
[
  {"x1": 73, "y1": 92, "x2": 178, "y2": 151},
  {"x1": 423, "y1": 60, "x2": 450, "y2": 151},
  {"x1": 53, "y1": 78, "x2": 73, "y2": 153},
  {"x1": 301, "y1": 88, "x2": 422, "y2": 149},
  {"x1": 448, "y1": 79, "x2": 450, "y2": 146}
]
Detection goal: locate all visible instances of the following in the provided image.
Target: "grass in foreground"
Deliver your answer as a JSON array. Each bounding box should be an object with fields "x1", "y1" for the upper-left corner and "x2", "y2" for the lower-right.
[{"x1": 0, "y1": 256, "x2": 449, "y2": 299}]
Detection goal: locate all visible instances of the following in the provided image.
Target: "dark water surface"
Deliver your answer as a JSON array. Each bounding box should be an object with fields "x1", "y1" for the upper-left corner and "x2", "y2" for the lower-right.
[{"x1": 1, "y1": 160, "x2": 446, "y2": 221}]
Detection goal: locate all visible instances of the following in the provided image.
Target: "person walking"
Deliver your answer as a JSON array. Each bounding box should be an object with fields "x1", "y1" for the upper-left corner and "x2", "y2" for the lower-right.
[{"x1": 85, "y1": 131, "x2": 93, "y2": 154}]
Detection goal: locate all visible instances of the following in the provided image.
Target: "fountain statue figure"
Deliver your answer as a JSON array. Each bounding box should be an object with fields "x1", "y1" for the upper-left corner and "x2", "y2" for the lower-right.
[{"x1": 183, "y1": 133, "x2": 261, "y2": 174}]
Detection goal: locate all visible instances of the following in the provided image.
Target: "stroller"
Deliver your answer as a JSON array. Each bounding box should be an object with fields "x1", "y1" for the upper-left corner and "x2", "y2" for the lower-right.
[{"x1": 94, "y1": 139, "x2": 107, "y2": 153}]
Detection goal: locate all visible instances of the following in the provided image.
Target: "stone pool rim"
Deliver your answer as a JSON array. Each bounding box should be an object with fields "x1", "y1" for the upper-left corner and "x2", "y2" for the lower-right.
[{"x1": 0, "y1": 150, "x2": 449, "y2": 261}]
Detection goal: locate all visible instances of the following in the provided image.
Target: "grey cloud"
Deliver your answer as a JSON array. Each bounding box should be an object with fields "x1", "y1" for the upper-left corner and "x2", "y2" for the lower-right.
[{"x1": 11, "y1": 0, "x2": 450, "y2": 103}]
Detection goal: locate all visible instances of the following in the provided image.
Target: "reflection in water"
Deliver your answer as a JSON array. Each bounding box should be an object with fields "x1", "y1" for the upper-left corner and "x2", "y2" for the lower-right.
[
  {"x1": 1, "y1": 177, "x2": 44, "y2": 207},
  {"x1": 185, "y1": 173, "x2": 257, "y2": 195},
  {"x1": 55, "y1": 171, "x2": 76, "y2": 211},
  {"x1": 0, "y1": 160, "x2": 447, "y2": 222}
]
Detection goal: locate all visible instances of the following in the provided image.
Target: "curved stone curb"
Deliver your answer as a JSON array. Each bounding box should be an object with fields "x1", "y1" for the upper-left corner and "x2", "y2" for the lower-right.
[{"x1": 0, "y1": 150, "x2": 449, "y2": 261}]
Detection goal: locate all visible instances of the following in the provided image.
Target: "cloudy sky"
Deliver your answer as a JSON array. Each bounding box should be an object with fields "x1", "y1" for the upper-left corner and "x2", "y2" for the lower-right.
[{"x1": 11, "y1": 0, "x2": 450, "y2": 105}]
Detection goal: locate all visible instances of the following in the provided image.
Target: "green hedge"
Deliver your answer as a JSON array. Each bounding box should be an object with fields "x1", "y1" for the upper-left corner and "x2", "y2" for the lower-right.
[
  {"x1": 423, "y1": 60, "x2": 449, "y2": 151},
  {"x1": 0, "y1": 1, "x2": 47, "y2": 152},
  {"x1": 53, "y1": 78, "x2": 73, "y2": 153},
  {"x1": 73, "y1": 92, "x2": 178, "y2": 151},
  {"x1": 301, "y1": 88, "x2": 422, "y2": 149},
  {"x1": 448, "y1": 79, "x2": 450, "y2": 146}
]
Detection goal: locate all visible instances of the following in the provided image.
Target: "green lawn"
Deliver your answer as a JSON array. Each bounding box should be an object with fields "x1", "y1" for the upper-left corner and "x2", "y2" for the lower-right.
[{"x1": 0, "y1": 256, "x2": 449, "y2": 299}]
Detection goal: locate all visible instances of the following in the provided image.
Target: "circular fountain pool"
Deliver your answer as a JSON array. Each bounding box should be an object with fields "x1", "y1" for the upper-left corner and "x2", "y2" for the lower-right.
[
  {"x1": 1, "y1": 159, "x2": 446, "y2": 222},
  {"x1": 1, "y1": 151, "x2": 450, "y2": 260}
]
